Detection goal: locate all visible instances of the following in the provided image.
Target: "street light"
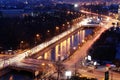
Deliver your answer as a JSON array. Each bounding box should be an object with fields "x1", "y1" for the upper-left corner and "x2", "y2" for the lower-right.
[
  {"x1": 56, "y1": 26, "x2": 59, "y2": 30},
  {"x1": 41, "y1": 63, "x2": 46, "y2": 77},
  {"x1": 67, "y1": 22, "x2": 70, "y2": 25},
  {"x1": 20, "y1": 40, "x2": 24, "y2": 49},
  {"x1": 42, "y1": 63, "x2": 45, "y2": 66},
  {"x1": 46, "y1": 30, "x2": 51, "y2": 38},
  {"x1": 36, "y1": 34, "x2": 40, "y2": 37},
  {"x1": 74, "y1": 4, "x2": 78, "y2": 8},
  {"x1": 73, "y1": 46, "x2": 76, "y2": 50},
  {"x1": 55, "y1": 26, "x2": 60, "y2": 35},
  {"x1": 35, "y1": 34, "x2": 41, "y2": 45},
  {"x1": 62, "y1": 24, "x2": 65, "y2": 26},
  {"x1": 47, "y1": 30, "x2": 50, "y2": 33},
  {"x1": 21, "y1": 41, "x2": 24, "y2": 44}
]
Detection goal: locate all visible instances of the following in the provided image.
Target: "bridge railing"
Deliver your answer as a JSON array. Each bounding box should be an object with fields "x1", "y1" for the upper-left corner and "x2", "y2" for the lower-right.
[
  {"x1": 28, "y1": 23, "x2": 81, "y2": 56},
  {"x1": 0, "y1": 19, "x2": 85, "y2": 69}
]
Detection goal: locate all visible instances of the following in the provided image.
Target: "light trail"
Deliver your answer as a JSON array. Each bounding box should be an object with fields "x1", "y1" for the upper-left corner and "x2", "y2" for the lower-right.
[{"x1": 0, "y1": 17, "x2": 90, "y2": 69}]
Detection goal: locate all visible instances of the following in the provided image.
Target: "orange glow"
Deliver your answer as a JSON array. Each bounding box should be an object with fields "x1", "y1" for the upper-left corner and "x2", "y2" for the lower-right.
[
  {"x1": 67, "y1": 22, "x2": 70, "y2": 25},
  {"x1": 62, "y1": 24, "x2": 65, "y2": 26},
  {"x1": 42, "y1": 63, "x2": 45, "y2": 66},
  {"x1": 56, "y1": 26, "x2": 59, "y2": 30},
  {"x1": 21, "y1": 41, "x2": 24, "y2": 43},
  {"x1": 37, "y1": 56, "x2": 42, "y2": 59},
  {"x1": 67, "y1": 11, "x2": 70, "y2": 14},
  {"x1": 55, "y1": 45, "x2": 59, "y2": 61},
  {"x1": 44, "y1": 52, "x2": 48, "y2": 59},
  {"x1": 47, "y1": 30, "x2": 50, "y2": 33},
  {"x1": 36, "y1": 34, "x2": 40, "y2": 37}
]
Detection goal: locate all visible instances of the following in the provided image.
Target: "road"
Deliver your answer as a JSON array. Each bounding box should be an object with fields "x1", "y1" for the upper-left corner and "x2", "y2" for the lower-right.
[
  {"x1": 0, "y1": 10, "x2": 119, "y2": 79},
  {"x1": 63, "y1": 26, "x2": 106, "y2": 66},
  {"x1": 62, "y1": 14, "x2": 120, "y2": 80}
]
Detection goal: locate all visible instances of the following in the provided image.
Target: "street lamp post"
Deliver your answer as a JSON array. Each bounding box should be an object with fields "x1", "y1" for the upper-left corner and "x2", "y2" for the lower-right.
[
  {"x1": 20, "y1": 40, "x2": 24, "y2": 49},
  {"x1": 55, "y1": 26, "x2": 60, "y2": 35},
  {"x1": 46, "y1": 30, "x2": 51, "y2": 39},
  {"x1": 35, "y1": 34, "x2": 41, "y2": 45},
  {"x1": 41, "y1": 63, "x2": 45, "y2": 78}
]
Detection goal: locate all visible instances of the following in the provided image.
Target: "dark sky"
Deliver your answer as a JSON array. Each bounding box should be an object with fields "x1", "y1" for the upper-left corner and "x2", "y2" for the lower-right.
[{"x1": 57, "y1": 0, "x2": 117, "y2": 2}]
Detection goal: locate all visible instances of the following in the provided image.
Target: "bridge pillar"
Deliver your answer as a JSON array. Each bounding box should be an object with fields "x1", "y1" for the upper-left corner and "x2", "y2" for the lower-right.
[
  {"x1": 55, "y1": 44, "x2": 60, "y2": 61},
  {"x1": 59, "y1": 42, "x2": 63, "y2": 60},
  {"x1": 51, "y1": 48, "x2": 56, "y2": 61},
  {"x1": 79, "y1": 30, "x2": 81, "y2": 43},
  {"x1": 54, "y1": 38, "x2": 71, "y2": 61},
  {"x1": 44, "y1": 50, "x2": 51, "y2": 60},
  {"x1": 74, "y1": 32, "x2": 79, "y2": 47},
  {"x1": 80, "y1": 30, "x2": 85, "y2": 43},
  {"x1": 63, "y1": 40, "x2": 67, "y2": 58},
  {"x1": 37, "y1": 29, "x2": 85, "y2": 61},
  {"x1": 70, "y1": 35, "x2": 74, "y2": 49},
  {"x1": 59, "y1": 40, "x2": 68, "y2": 60},
  {"x1": 78, "y1": 31, "x2": 80, "y2": 44},
  {"x1": 66, "y1": 38, "x2": 71, "y2": 57}
]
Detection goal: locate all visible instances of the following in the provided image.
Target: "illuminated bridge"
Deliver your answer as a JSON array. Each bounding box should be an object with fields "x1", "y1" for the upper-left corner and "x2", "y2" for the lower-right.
[{"x1": 0, "y1": 17, "x2": 101, "y2": 76}]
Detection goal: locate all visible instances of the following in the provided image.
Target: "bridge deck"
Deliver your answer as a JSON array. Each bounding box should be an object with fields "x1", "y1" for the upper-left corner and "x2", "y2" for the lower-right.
[
  {"x1": 81, "y1": 24, "x2": 100, "y2": 27},
  {"x1": 10, "y1": 58, "x2": 54, "y2": 74}
]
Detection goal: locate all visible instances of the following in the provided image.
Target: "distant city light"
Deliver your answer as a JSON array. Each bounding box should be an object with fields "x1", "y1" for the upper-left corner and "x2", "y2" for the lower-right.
[
  {"x1": 74, "y1": 4, "x2": 78, "y2": 8},
  {"x1": 24, "y1": 1, "x2": 28, "y2": 4}
]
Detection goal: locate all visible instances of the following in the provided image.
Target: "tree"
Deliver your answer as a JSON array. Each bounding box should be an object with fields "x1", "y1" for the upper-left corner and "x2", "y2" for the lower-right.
[
  {"x1": 54, "y1": 61, "x2": 65, "y2": 80},
  {"x1": 105, "y1": 71, "x2": 109, "y2": 80}
]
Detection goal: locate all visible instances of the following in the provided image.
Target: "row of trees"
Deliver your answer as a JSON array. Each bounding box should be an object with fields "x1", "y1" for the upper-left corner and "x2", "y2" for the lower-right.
[{"x1": 0, "y1": 10, "x2": 83, "y2": 51}]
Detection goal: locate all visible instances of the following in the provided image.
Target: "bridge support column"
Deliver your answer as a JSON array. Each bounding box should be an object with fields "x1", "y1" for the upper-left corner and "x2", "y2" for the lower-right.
[
  {"x1": 51, "y1": 48, "x2": 56, "y2": 61},
  {"x1": 77, "y1": 31, "x2": 80, "y2": 44},
  {"x1": 55, "y1": 38, "x2": 71, "y2": 61},
  {"x1": 59, "y1": 42, "x2": 63, "y2": 60},
  {"x1": 70, "y1": 35, "x2": 74, "y2": 49},
  {"x1": 44, "y1": 50, "x2": 51, "y2": 60},
  {"x1": 59, "y1": 40, "x2": 67, "y2": 60},
  {"x1": 55, "y1": 44, "x2": 60, "y2": 61},
  {"x1": 66, "y1": 38, "x2": 70, "y2": 57},
  {"x1": 79, "y1": 30, "x2": 82, "y2": 43},
  {"x1": 80, "y1": 30, "x2": 85, "y2": 43},
  {"x1": 74, "y1": 32, "x2": 79, "y2": 47},
  {"x1": 63, "y1": 40, "x2": 67, "y2": 59}
]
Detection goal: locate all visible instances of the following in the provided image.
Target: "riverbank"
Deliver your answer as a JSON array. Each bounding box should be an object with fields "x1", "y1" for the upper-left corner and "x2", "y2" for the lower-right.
[{"x1": 88, "y1": 27, "x2": 120, "y2": 64}]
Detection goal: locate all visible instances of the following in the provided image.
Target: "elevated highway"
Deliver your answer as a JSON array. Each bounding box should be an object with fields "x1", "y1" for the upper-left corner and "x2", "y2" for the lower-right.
[{"x1": 0, "y1": 11, "x2": 114, "y2": 78}]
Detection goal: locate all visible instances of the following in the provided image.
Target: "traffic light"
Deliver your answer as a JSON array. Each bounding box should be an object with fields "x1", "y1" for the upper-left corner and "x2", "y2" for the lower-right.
[{"x1": 105, "y1": 71, "x2": 109, "y2": 80}]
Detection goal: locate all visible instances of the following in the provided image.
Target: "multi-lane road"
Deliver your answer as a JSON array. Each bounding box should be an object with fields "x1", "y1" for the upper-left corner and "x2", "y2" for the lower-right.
[
  {"x1": 62, "y1": 13, "x2": 120, "y2": 80},
  {"x1": 0, "y1": 10, "x2": 120, "y2": 79}
]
